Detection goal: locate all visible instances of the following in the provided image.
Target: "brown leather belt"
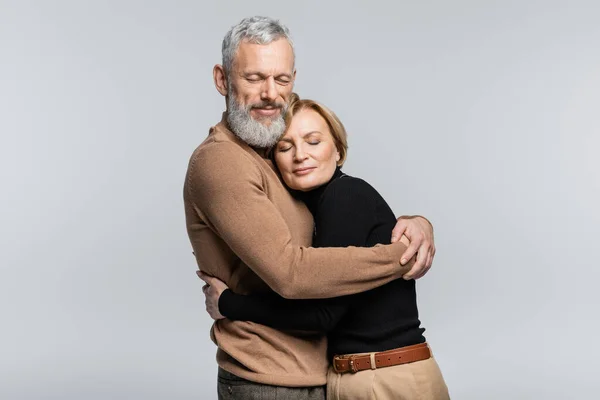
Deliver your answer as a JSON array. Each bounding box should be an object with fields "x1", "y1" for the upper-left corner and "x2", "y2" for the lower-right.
[{"x1": 332, "y1": 343, "x2": 431, "y2": 374}]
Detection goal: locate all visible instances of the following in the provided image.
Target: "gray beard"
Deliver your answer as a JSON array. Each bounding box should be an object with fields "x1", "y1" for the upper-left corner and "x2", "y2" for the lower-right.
[{"x1": 226, "y1": 93, "x2": 286, "y2": 149}]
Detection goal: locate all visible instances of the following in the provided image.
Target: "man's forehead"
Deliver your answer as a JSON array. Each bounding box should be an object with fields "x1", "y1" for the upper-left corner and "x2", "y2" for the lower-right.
[{"x1": 234, "y1": 39, "x2": 294, "y2": 72}]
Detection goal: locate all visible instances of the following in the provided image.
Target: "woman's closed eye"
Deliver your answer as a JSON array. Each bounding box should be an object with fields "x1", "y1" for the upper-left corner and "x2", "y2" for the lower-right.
[
  {"x1": 278, "y1": 145, "x2": 292, "y2": 152},
  {"x1": 308, "y1": 141, "x2": 320, "y2": 145}
]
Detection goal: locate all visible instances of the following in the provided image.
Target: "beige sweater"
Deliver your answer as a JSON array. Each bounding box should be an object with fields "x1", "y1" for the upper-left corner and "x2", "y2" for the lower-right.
[{"x1": 183, "y1": 114, "x2": 413, "y2": 387}]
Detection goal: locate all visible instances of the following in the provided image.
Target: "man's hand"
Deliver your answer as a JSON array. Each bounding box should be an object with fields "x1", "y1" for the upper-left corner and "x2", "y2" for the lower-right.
[
  {"x1": 197, "y1": 271, "x2": 229, "y2": 320},
  {"x1": 390, "y1": 216, "x2": 435, "y2": 280}
]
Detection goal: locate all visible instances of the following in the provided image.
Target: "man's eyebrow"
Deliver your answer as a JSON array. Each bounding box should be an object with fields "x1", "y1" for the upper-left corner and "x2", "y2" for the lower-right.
[
  {"x1": 243, "y1": 71, "x2": 266, "y2": 77},
  {"x1": 243, "y1": 71, "x2": 292, "y2": 79}
]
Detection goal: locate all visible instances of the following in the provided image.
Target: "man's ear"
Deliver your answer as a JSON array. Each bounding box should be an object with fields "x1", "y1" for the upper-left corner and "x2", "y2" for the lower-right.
[{"x1": 213, "y1": 64, "x2": 228, "y2": 96}]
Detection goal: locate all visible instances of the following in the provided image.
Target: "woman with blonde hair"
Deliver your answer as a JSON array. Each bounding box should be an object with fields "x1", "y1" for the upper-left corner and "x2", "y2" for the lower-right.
[{"x1": 200, "y1": 93, "x2": 450, "y2": 399}]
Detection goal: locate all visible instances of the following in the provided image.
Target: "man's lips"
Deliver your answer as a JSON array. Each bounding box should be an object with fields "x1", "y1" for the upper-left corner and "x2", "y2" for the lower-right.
[
  {"x1": 252, "y1": 107, "x2": 281, "y2": 117},
  {"x1": 292, "y1": 167, "x2": 316, "y2": 175}
]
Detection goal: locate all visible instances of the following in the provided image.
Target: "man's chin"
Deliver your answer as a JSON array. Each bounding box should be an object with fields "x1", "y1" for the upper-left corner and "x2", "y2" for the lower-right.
[
  {"x1": 251, "y1": 116, "x2": 277, "y2": 126},
  {"x1": 251, "y1": 108, "x2": 281, "y2": 120}
]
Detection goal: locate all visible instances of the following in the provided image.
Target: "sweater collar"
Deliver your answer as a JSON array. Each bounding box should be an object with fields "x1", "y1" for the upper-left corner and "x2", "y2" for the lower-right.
[{"x1": 292, "y1": 166, "x2": 344, "y2": 216}]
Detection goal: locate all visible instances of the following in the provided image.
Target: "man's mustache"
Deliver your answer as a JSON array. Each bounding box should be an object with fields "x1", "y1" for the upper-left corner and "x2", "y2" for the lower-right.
[{"x1": 248, "y1": 102, "x2": 285, "y2": 111}]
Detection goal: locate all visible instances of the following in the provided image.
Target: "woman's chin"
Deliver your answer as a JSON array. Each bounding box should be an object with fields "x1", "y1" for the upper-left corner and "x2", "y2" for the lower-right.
[{"x1": 286, "y1": 179, "x2": 325, "y2": 192}]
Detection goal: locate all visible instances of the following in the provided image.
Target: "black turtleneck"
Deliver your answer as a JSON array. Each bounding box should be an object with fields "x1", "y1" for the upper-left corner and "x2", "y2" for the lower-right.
[{"x1": 219, "y1": 168, "x2": 425, "y2": 358}]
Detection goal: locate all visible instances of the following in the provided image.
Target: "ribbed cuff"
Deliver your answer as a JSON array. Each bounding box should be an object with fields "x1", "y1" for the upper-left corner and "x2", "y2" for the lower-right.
[{"x1": 218, "y1": 288, "x2": 234, "y2": 318}]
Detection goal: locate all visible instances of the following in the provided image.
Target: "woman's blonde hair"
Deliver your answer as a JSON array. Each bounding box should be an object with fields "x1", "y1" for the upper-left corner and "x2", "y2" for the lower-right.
[{"x1": 282, "y1": 93, "x2": 348, "y2": 166}]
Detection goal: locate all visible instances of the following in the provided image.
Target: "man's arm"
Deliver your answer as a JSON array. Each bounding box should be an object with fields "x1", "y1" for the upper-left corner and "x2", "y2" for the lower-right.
[{"x1": 186, "y1": 143, "x2": 413, "y2": 299}]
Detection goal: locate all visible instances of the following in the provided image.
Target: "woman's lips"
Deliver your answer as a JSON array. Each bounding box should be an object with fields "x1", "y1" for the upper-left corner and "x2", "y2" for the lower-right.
[{"x1": 293, "y1": 167, "x2": 316, "y2": 176}]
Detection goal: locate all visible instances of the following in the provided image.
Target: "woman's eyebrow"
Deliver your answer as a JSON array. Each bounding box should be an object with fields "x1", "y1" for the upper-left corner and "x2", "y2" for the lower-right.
[
  {"x1": 278, "y1": 131, "x2": 322, "y2": 144},
  {"x1": 302, "y1": 131, "x2": 322, "y2": 138}
]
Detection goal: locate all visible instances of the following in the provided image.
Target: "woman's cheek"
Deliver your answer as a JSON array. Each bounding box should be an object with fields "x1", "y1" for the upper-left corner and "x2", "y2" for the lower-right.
[{"x1": 276, "y1": 154, "x2": 290, "y2": 174}]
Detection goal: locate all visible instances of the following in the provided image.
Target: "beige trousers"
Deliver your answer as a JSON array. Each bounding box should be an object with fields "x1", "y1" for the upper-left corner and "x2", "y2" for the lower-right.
[{"x1": 326, "y1": 356, "x2": 450, "y2": 400}]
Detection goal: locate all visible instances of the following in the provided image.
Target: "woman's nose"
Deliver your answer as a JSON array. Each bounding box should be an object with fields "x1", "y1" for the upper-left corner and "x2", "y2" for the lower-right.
[{"x1": 294, "y1": 147, "x2": 308, "y2": 162}]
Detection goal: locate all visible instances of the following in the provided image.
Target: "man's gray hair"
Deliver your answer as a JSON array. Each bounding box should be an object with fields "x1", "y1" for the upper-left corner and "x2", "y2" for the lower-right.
[{"x1": 222, "y1": 16, "x2": 294, "y2": 76}]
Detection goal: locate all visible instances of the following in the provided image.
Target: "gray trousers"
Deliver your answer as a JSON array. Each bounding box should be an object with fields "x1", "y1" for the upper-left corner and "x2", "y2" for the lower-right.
[{"x1": 217, "y1": 368, "x2": 325, "y2": 400}]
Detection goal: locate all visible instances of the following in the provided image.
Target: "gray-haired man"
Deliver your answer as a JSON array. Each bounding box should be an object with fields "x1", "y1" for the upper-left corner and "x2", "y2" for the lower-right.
[{"x1": 184, "y1": 16, "x2": 436, "y2": 399}]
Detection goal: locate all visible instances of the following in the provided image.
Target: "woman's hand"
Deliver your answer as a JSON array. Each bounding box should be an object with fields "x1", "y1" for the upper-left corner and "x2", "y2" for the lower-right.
[{"x1": 197, "y1": 271, "x2": 229, "y2": 320}]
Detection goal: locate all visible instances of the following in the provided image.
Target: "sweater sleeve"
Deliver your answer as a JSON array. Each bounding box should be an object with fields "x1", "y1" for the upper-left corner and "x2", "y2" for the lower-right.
[
  {"x1": 219, "y1": 289, "x2": 349, "y2": 333},
  {"x1": 186, "y1": 143, "x2": 414, "y2": 299},
  {"x1": 214, "y1": 177, "x2": 388, "y2": 331}
]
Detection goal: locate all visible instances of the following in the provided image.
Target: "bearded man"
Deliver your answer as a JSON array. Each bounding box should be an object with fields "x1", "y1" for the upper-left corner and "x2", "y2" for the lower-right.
[{"x1": 183, "y1": 16, "x2": 436, "y2": 400}]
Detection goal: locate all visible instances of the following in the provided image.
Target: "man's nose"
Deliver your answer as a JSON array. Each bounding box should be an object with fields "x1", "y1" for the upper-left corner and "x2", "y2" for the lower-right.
[{"x1": 260, "y1": 77, "x2": 278, "y2": 102}]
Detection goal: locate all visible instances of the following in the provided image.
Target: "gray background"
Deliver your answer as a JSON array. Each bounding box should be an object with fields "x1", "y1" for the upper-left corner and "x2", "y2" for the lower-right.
[{"x1": 1, "y1": 0, "x2": 599, "y2": 399}]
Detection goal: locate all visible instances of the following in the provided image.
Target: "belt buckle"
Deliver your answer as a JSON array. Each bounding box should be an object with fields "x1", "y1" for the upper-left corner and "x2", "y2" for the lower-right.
[{"x1": 332, "y1": 357, "x2": 342, "y2": 373}]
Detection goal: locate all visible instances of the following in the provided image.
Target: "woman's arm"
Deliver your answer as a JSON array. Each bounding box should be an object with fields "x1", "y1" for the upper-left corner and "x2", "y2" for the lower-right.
[
  {"x1": 198, "y1": 271, "x2": 349, "y2": 332},
  {"x1": 219, "y1": 289, "x2": 349, "y2": 332}
]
